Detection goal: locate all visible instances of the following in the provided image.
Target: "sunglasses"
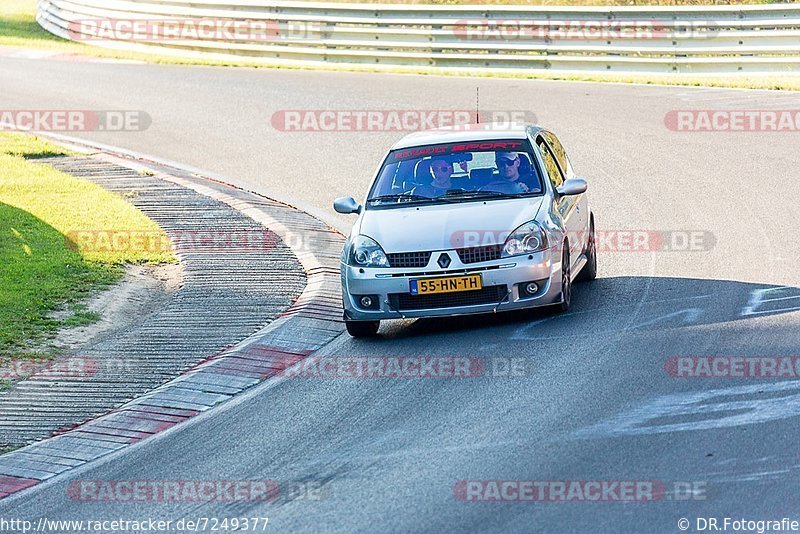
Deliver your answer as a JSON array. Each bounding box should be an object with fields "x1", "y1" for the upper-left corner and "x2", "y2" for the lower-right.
[
  {"x1": 432, "y1": 164, "x2": 453, "y2": 171},
  {"x1": 496, "y1": 158, "x2": 518, "y2": 167}
]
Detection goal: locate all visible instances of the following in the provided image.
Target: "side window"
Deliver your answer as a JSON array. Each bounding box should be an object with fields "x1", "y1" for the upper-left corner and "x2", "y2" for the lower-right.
[
  {"x1": 542, "y1": 131, "x2": 570, "y2": 177},
  {"x1": 536, "y1": 136, "x2": 565, "y2": 189}
]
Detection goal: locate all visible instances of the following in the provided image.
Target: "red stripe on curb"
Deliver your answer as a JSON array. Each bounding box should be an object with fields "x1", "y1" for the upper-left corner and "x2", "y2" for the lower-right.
[
  {"x1": 183, "y1": 346, "x2": 311, "y2": 380},
  {"x1": 0, "y1": 475, "x2": 39, "y2": 495},
  {"x1": 55, "y1": 410, "x2": 198, "y2": 448}
]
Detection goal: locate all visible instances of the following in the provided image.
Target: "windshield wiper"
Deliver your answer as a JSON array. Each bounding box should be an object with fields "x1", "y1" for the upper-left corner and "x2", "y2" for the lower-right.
[
  {"x1": 368, "y1": 193, "x2": 434, "y2": 204},
  {"x1": 441, "y1": 190, "x2": 522, "y2": 200}
]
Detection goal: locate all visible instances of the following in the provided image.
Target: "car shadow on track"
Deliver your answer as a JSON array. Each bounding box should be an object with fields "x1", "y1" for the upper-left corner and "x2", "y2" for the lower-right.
[{"x1": 371, "y1": 276, "x2": 800, "y2": 340}]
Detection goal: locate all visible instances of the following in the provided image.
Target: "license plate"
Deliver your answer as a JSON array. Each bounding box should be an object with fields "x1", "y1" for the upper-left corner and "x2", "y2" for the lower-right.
[{"x1": 409, "y1": 274, "x2": 482, "y2": 295}]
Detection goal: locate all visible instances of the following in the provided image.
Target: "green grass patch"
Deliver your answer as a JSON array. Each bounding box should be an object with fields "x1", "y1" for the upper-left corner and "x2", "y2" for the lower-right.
[
  {"x1": 62, "y1": 303, "x2": 102, "y2": 327},
  {"x1": 0, "y1": 0, "x2": 65, "y2": 47},
  {"x1": 0, "y1": 133, "x2": 175, "y2": 265},
  {"x1": 0, "y1": 132, "x2": 175, "y2": 357},
  {"x1": 0, "y1": 131, "x2": 72, "y2": 159},
  {"x1": 0, "y1": 182, "x2": 120, "y2": 353}
]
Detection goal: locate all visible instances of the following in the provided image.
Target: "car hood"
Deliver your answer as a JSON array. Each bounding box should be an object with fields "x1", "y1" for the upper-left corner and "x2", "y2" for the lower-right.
[{"x1": 356, "y1": 197, "x2": 545, "y2": 253}]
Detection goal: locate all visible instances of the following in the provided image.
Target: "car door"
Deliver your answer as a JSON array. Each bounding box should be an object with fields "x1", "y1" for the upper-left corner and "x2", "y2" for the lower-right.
[
  {"x1": 535, "y1": 134, "x2": 583, "y2": 267},
  {"x1": 542, "y1": 130, "x2": 588, "y2": 234}
]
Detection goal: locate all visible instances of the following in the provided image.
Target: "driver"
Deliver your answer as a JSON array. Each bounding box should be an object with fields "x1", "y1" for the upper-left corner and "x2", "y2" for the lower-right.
[{"x1": 483, "y1": 152, "x2": 530, "y2": 194}]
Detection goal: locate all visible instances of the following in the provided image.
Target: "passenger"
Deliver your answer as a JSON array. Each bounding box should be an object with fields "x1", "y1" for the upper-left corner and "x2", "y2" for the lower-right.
[{"x1": 413, "y1": 156, "x2": 454, "y2": 197}]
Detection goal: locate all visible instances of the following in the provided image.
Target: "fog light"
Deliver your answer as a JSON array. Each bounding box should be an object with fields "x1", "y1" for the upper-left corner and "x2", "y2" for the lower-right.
[
  {"x1": 360, "y1": 296, "x2": 373, "y2": 308},
  {"x1": 525, "y1": 282, "x2": 539, "y2": 295}
]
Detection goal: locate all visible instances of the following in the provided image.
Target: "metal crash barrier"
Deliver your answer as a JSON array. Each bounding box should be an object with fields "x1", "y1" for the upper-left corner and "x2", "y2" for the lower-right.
[{"x1": 37, "y1": 0, "x2": 800, "y2": 73}]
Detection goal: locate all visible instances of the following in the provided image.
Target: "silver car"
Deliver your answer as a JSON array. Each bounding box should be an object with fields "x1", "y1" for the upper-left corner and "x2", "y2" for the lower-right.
[{"x1": 334, "y1": 124, "x2": 597, "y2": 337}]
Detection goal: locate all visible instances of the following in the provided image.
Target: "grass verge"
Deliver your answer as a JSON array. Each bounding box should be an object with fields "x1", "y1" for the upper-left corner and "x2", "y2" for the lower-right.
[
  {"x1": 0, "y1": 132, "x2": 175, "y2": 360},
  {"x1": 2, "y1": 0, "x2": 799, "y2": 91}
]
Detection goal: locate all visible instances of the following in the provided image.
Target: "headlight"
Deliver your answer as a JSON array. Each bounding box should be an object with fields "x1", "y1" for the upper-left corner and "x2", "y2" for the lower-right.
[
  {"x1": 501, "y1": 221, "x2": 548, "y2": 257},
  {"x1": 348, "y1": 235, "x2": 390, "y2": 267}
]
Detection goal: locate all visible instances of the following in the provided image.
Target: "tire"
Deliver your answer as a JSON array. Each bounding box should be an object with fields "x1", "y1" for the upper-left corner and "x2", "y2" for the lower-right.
[
  {"x1": 576, "y1": 218, "x2": 597, "y2": 282},
  {"x1": 555, "y1": 246, "x2": 571, "y2": 313},
  {"x1": 346, "y1": 320, "x2": 380, "y2": 338}
]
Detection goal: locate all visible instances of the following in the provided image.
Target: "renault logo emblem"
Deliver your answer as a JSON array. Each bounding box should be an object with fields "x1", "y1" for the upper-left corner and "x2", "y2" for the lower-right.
[{"x1": 437, "y1": 253, "x2": 451, "y2": 268}]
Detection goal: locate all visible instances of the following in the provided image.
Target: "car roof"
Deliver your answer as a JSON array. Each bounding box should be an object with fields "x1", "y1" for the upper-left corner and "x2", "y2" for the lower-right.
[{"x1": 391, "y1": 122, "x2": 544, "y2": 150}]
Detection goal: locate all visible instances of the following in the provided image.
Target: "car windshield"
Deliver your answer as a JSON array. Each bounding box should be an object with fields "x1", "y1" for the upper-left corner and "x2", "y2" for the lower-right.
[{"x1": 367, "y1": 140, "x2": 543, "y2": 207}]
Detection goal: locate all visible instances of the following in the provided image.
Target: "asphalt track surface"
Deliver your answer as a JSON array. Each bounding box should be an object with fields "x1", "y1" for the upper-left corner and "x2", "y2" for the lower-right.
[{"x1": 2, "y1": 57, "x2": 800, "y2": 532}]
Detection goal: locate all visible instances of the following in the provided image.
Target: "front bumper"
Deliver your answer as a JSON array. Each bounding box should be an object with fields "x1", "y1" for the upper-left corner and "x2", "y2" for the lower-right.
[{"x1": 341, "y1": 248, "x2": 562, "y2": 321}]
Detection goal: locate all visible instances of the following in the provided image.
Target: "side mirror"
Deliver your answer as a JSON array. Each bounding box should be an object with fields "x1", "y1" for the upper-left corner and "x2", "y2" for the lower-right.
[
  {"x1": 556, "y1": 178, "x2": 588, "y2": 197},
  {"x1": 333, "y1": 196, "x2": 362, "y2": 214}
]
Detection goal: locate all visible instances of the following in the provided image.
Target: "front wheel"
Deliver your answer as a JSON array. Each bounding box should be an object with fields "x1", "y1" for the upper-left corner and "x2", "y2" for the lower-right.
[
  {"x1": 575, "y1": 219, "x2": 597, "y2": 282},
  {"x1": 555, "y1": 247, "x2": 571, "y2": 313},
  {"x1": 346, "y1": 320, "x2": 380, "y2": 338}
]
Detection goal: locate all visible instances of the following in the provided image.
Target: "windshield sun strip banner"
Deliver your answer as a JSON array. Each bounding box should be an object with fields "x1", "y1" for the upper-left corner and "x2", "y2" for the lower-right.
[{"x1": 390, "y1": 140, "x2": 528, "y2": 162}]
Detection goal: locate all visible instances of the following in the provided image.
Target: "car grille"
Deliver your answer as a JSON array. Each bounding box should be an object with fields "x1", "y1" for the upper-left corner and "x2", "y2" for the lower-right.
[
  {"x1": 389, "y1": 285, "x2": 508, "y2": 311},
  {"x1": 388, "y1": 245, "x2": 502, "y2": 268},
  {"x1": 387, "y1": 251, "x2": 431, "y2": 268},
  {"x1": 456, "y1": 244, "x2": 503, "y2": 264}
]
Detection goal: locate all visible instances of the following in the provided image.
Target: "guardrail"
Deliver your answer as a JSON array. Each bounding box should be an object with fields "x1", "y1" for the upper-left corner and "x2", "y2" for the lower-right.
[{"x1": 37, "y1": 0, "x2": 800, "y2": 74}]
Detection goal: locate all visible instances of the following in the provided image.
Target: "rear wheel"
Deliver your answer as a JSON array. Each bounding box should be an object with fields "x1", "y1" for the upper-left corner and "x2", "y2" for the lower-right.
[
  {"x1": 576, "y1": 218, "x2": 597, "y2": 282},
  {"x1": 346, "y1": 320, "x2": 380, "y2": 338}
]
